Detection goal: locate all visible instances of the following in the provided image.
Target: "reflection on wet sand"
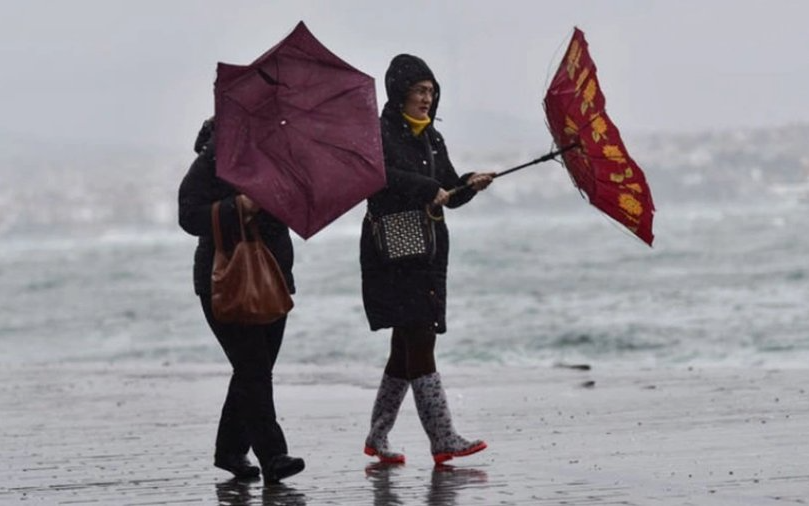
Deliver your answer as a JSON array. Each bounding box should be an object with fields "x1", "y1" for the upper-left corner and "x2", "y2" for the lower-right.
[
  {"x1": 215, "y1": 478, "x2": 307, "y2": 506},
  {"x1": 427, "y1": 464, "x2": 489, "y2": 505},
  {"x1": 365, "y1": 462, "x2": 406, "y2": 506},
  {"x1": 365, "y1": 462, "x2": 488, "y2": 506}
]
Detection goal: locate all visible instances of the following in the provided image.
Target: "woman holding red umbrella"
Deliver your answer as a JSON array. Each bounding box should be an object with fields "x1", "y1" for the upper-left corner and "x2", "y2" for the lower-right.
[{"x1": 360, "y1": 54, "x2": 494, "y2": 465}]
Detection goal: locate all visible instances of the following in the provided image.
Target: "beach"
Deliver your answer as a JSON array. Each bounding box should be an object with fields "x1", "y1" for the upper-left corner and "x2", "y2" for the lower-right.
[
  {"x1": 1, "y1": 198, "x2": 807, "y2": 505},
  {"x1": 2, "y1": 361, "x2": 807, "y2": 505}
]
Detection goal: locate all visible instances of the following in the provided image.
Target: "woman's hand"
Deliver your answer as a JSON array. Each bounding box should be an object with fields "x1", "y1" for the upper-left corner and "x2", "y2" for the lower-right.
[
  {"x1": 468, "y1": 172, "x2": 495, "y2": 191},
  {"x1": 432, "y1": 188, "x2": 450, "y2": 207},
  {"x1": 236, "y1": 194, "x2": 260, "y2": 220}
]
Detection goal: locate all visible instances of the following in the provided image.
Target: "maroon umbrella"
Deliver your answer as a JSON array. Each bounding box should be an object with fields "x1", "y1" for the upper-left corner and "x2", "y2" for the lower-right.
[{"x1": 215, "y1": 21, "x2": 386, "y2": 239}]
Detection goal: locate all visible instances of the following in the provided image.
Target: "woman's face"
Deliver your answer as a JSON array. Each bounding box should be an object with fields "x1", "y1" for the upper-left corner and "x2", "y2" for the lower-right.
[{"x1": 402, "y1": 80, "x2": 435, "y2": 120}]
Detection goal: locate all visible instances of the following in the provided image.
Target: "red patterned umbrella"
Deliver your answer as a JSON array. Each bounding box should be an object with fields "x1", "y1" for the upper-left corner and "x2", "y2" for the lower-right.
[
  {"x1": 215, "y1": 21, "x2": 386, "y2": 239},
  {"x1": 544, "y1": 27, "x2": 656, "y2": 246}
]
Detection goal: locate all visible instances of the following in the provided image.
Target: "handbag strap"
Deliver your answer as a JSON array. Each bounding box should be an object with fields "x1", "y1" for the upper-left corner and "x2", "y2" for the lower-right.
[
  {"x1": 211, "y1": 201, "x2": 224, "y2": 252},
  {"x1": 236, "y1": 198, "x2": 264, "y2": 242},
  {"x1": 235, "y1": 198, "x2": 248, "y2": 242},
  {"x1": 212, "y1": 198, "x2": 252, "y2": 252}
]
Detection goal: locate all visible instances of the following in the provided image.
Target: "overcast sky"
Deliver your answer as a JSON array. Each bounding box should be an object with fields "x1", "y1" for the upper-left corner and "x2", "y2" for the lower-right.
[{"x1": 2, "y1": 0, "x2": 808, "y2": 151}]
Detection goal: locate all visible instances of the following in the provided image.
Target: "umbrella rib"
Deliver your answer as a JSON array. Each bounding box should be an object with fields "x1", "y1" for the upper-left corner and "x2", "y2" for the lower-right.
[
  {"x1": 286, "y1": 84, "x2": 369, "y2": 115},
  {"x1": 305, "y1": 131, "x2": 378, "y2": 168},
  {"x1": 256, "y1": 67, "x2": 289, "y2": 88}
]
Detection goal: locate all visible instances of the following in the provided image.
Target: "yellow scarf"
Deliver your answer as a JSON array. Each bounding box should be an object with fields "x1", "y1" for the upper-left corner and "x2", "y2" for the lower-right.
[{"x1": 402, "y1": 112, "x2": 431, "y2": 136}]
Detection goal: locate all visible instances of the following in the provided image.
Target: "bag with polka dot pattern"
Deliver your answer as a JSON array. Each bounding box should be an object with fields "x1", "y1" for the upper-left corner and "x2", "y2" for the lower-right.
[{"x1": 370, "y1": 209, "x2": 436, "y2": 263}]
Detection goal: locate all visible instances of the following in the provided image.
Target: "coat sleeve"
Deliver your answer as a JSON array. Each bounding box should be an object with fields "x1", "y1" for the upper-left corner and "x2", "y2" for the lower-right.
[
  {"x1": 446, "y1": 173, "x2": 477, "y2": 208},
  {"x1": 384, "y1": 165, "x2": 441, "y2": 205},
  {"x1": 432, "y1": 133, "x2": 476, "y2": 209},
  {"x1": 177, "y1": 154, "x2": 239, "y2": 240}
]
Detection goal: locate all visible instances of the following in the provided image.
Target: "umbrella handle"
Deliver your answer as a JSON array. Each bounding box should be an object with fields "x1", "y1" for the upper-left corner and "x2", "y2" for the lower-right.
[{"x1": 425, "y1": 204, "x2": 444, "y2": 221}]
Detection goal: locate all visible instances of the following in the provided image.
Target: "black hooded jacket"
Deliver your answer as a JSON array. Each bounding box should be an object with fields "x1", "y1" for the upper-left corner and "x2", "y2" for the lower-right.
[
  {"x1": 360, "y1": 54, "x2": 478, "y2": 334},
  {"x1": 178, "y1": 119, "x2": 295, "y2": 296}
]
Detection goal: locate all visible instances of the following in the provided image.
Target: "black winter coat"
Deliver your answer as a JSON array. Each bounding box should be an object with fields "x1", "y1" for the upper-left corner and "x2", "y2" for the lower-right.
[
  {"x1": 178, "y1": 120, "x2": 295, "y2": 297},
  {"x1": 360, "y1": 55, "x2": 478, "y2": 334}
]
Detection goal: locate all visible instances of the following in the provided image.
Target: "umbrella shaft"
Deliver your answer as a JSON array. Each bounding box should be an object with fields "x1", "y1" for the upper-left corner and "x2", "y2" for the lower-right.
[
  {"x1": 494, "y1": 142, "x2": 578, "y2": 179},
  {"x1": 447, "y1": 142, "x2": 578, "y2": 196}
]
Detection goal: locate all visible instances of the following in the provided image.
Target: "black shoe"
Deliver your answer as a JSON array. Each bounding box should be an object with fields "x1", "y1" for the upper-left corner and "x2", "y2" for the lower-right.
[
  {"x1": 262, "y1": 454, "x2": 305, "y2": 483},
  {"x1": 214, "y1": 453, "x2": 261, "y2": 479}
]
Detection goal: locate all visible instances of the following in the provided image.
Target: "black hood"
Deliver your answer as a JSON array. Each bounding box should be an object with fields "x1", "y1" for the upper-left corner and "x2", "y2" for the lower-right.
[
  {"x1": 383, "y1": 54, "x2": 441, "y2": 120},
  {"x1": 194, "y1": 117, "x2": 215, "y2": 154}
]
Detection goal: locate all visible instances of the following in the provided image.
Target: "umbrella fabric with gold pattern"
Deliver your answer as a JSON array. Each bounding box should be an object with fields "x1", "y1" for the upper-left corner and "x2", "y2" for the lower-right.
[{"x1": 544, "y1": 27, "x2": 656, "y2": 246}]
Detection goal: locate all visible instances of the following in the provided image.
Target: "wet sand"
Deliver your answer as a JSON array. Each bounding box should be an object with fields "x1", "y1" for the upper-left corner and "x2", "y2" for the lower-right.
[{"x1": 1, "y1": 362, "x2": 807, "y2": 505}]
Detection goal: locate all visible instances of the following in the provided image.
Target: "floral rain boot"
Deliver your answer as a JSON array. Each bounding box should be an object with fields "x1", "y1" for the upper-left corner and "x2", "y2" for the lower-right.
[
  {"x1": 364, "y1": 374, "x2": 409, "y2": 464},
  {"x1": 411, "y1": 372, "x2": 487, "y2": 464}
]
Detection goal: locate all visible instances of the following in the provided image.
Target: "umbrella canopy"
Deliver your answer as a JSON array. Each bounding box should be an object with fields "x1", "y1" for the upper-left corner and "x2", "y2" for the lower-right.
[
  {"x1": 544, "y1": 28, "x2": 655, "y2": 246},
  {"x1": 215, "y1": 21, "x2": 386, "y2": 239}
]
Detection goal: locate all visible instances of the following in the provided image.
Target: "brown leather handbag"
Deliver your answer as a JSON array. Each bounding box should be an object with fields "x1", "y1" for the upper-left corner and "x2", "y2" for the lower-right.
[{"x1": 210, "y1": 200, "x2": 293, "y2": 325}]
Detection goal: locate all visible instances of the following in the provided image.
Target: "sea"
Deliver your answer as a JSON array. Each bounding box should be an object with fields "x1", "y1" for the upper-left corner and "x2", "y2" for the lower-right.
[{"x1": 1, "y1": 179, "x2": 806, "y2": 370}]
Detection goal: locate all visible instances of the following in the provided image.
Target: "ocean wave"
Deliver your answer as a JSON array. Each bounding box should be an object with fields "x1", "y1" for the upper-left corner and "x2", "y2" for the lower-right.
[{"x1": 1, "y1": 203, "x2": 807, "y2": 370}]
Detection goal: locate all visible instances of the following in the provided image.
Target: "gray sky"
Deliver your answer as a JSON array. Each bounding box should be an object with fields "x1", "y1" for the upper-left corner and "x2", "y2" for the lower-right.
[{"x1": 2, "y1": 0, "x2": 808, "y2": 150}]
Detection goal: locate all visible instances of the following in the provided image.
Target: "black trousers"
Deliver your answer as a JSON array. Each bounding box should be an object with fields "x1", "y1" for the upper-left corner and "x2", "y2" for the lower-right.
[{"x1": 201, "y1": 296, "x2": 288, "y2": 464}]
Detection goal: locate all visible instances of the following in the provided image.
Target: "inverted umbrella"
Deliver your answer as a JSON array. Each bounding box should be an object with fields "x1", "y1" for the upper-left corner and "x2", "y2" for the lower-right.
[
  {"x1": 444, "y1": 29, "x2": 654, "y2": 246},
  {"x1": 215, "y1": 21, "x2": 386, "y2": 239},
  {"x1": 544, "y1": 28, "x2": 655, "y2": 246}
]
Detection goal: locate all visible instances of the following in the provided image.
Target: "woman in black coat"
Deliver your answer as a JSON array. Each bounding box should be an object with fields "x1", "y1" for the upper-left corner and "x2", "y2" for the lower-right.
[
  {"x1": 361, "y1": 54, "x2": 493, "y2": 465},
  {"x1": 178, "y1": 118, "x2": 304, "y2": 483}
]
